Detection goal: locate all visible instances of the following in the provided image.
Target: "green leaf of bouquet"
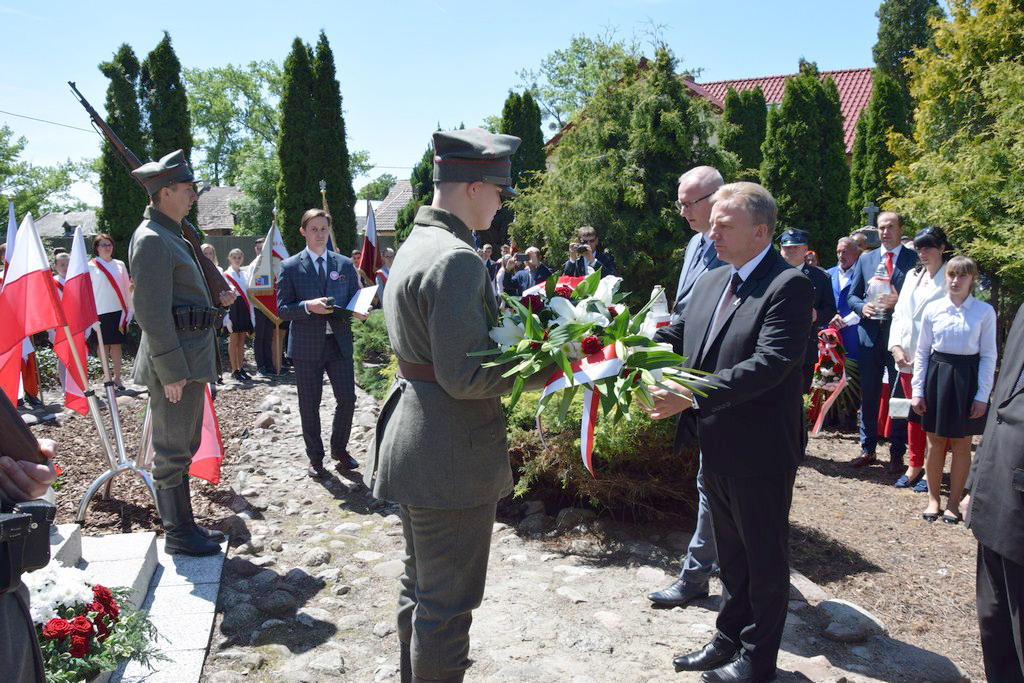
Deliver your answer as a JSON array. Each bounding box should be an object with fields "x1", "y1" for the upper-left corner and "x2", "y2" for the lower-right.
[
  {"x1": 507, "y1": 376, "x2": 525, "y2": 411},
  {"x1": 573, "y1": 268, "x2": 602, "y2": 299},
  {"x1": 546, "y1": 274, "x2": 558, "y2": 299},
  {"x1": 554, "y1": 350, "x2": 574, "y2": 380},
  {"x1": 557, "y1": 384, "x2": 577, "y2": 421},
  {"x1": 467, "y1": 347, "x2": 503, "y2": 357}
]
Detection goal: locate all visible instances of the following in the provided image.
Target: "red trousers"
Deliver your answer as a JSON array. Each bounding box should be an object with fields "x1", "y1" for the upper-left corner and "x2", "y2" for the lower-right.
[{"x1": 899, "y1": 373, "x2": 926, "y2": 467}]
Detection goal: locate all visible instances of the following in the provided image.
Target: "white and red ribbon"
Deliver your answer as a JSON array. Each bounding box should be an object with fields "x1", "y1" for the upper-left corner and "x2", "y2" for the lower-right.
[
  {"x1": 92, "y1": 258, "x2": 130, "y2": 331},
  {"x1": 810, "y1": 329, "x2": 847, "y2": 435}
]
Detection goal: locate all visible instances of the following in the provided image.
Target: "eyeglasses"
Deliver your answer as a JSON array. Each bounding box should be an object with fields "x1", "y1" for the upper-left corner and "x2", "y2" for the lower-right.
[
  {"x1": 675, "y1": 192, "x2": 715, "y2": 211},
  {"x1": 580, "y1": 237, "x2": 597, "y2": 244}
]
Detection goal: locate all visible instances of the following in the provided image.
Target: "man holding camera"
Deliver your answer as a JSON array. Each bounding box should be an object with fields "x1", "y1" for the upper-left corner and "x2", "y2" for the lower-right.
[
  {"x1": 504, "y1": 247, "x2": 552, "y2": 296},
  {"x1": 561, "y1": 226, "x2": 617, "y2": 277},
  {"x1": 277, "y1": 209, "x2": 365, "y2": 480}
]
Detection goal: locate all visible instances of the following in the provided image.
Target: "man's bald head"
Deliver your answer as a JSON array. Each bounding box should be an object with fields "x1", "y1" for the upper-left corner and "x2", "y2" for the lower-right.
[{"x1": 677, "y1": 166, "x2": 725, "y2": 234}]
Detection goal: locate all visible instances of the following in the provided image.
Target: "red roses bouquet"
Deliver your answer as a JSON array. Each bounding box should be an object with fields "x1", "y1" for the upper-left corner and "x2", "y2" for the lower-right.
[
  {"x1": 476, "y1": 271, "x2": 715, "y2": 474},
  {"x1": 24, "y1": 563, "x2": 163, "y2": 682}
]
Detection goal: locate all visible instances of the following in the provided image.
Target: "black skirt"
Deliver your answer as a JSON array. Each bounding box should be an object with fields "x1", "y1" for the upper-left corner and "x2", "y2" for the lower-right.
[
  {"x1": 923, "y1": 351, "x2": 987, "y2": 438},
  {"x1": 97, "y1": 310, "x2": 127, "y2": 345},
  {"x1": 228, "y1": 297, "x2": 254, "y2": 333}
]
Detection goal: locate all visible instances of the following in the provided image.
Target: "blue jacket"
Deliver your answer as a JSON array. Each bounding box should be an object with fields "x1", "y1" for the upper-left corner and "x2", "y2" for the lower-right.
[{"x1": 827, "y1": 265, "x2": 860, "y2": 361}]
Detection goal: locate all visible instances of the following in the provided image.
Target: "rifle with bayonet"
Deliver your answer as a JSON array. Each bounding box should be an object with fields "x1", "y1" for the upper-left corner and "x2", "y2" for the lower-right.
[{"x1": 68, "y1": 81, "x2": 230, "y2": 304}]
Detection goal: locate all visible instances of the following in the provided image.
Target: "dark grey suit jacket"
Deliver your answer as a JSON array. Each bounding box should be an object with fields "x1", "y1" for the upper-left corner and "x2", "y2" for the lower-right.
[
  {"x1": 966, "y1": 303, "x2": 1024, "y2": 565},
  {"x1": 655, "y1": 248, "x2": 813, "y2": 477},
  {"x1": 276, "y1": 250, "x2": 361, "y2": 362}
]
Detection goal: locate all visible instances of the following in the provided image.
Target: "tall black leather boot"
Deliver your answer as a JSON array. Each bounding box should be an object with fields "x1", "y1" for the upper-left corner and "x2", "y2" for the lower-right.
[
  {"x1": 184, "y1": 476, "x2": 225, "y2": 542},
  {"x1": 155, "y1": 483, "x2": 222, "y2": 556},
  {"x1": 400, "y1": 642, "x2": 412, "y2": 683}
]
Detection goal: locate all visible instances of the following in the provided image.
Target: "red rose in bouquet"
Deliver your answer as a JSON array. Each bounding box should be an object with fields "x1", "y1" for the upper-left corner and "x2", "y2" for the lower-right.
[
  {"x1": 520, "y1": 294, "x2": 544, "y2": 314},
  {"x1": 95, "y1": 616, "x2": 110, "y2": 642},
  {"x1": 42, "y1": 618, "x2": 73, "y2": 640},
  {"x1": 69, "y1": 635, "x2": 90, "y2": 658},
  {"x1": 581, "y1": 335, "x2": 603, "y2": 356},
  {"x1": 553, "y1": 285, "x2": 573, "y2": 299},
  {"x1": 70, "y1": 615, "x2": 94, "y2": 637},
  {"x1": 92, "y1": 585, "x2": 115, "y2": 607}
]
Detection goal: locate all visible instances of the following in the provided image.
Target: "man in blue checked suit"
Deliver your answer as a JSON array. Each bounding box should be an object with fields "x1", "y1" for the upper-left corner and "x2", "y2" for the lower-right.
[
  {"x1": 277, "y1": 209, "x2": 365, "y2": 479},
  {"x1": 671, "y1": 167, "x2": 727, "y2": 322},
  {"x1": 847, "y1": 211, "x2": 918, "y2": 472}
]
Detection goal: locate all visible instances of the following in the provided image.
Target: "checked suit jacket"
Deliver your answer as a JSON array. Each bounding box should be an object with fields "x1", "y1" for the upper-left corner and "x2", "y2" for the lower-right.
[
  {"x1": 655, "y1": 247, "x2": 813, "y2": 477},
  {"x1": 276, "y1": 249, "x2": 361, "y2": 362},
  {"x1": 672, "y1": 231, "x2": 725, "y2": 319}
]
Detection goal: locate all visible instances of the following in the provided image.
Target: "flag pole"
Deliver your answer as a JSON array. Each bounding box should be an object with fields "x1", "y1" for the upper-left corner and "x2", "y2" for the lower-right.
[
  {"x1": 92, "y1": 325, "x2": 128, "y2": 465},
  {"x1": 319, "y1": 179, "x2": 339, "y2": 253}
]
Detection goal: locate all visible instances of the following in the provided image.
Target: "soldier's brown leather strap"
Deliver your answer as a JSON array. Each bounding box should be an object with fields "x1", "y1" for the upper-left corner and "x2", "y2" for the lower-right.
[{"x1": 396, "y1": 360, "x2": 437, "y2": 383}]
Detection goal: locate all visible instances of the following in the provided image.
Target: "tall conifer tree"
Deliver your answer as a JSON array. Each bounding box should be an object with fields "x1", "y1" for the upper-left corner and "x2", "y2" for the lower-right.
[
  {"x1": 140, "y1": 32, "x2": 192, "y2": 162},
  {"x1": 97, "y1": 44, "x2": 147, "y2": 262},
  {"x1": 760, "y1": 62, "x2": 850, "y2": 260},
  {"x1": 312, "y1": 31, "x2": 356, "y2": 253},
  {"x1": 484, "y1": 90, "x2": 547, "y2": 243},
  {"x1": 394, "y1": 144, "x2": 434, "y2": 241},
  {"x1": 276, "y1": 38, "x2": 318, "y2": 254},
  {"x1": 847, "y1": 72, "x2": 911, "y2": 222},
  {"x1": 719, "y1": 86, "x2": 767, "y2": 181}
]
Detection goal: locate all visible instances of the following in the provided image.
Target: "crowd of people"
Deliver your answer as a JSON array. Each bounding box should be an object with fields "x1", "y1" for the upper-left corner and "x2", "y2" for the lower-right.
[{"x1": 3, "y1": 130, "x2": 1022, "y2": 683}]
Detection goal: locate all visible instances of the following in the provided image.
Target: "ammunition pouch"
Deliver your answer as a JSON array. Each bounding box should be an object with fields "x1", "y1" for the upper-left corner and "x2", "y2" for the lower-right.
[
  {"x1": 0, "y1": 499, "x2": 55, "y2": 594},
  {"x1": 173, "y1": 306, "x2": 226, "y2": 332}
]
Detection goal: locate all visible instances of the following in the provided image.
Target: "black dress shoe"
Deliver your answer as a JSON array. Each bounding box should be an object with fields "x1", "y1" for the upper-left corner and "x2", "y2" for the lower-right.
[
  {"x1": 849, "y1": 451, "x2": 876, "y2": 468},
  {"x1": 673, "y1": 640, "x2": 739, "y2": 672},
  {"x1": 307, "y1": 463, "x2": 329, "y2": 480},
  {"x1": 701, "y1": 656, "x2": 775, "y2": 682},
  {"x1": 331, "y1": 449, "x2": 359, "y2": 470},
  {"x1": 648, "y1": 579, "x2": 709, "y2": 607},
  {"x1": 887, "y1": 453, "x2": 905, "y2": 474}
]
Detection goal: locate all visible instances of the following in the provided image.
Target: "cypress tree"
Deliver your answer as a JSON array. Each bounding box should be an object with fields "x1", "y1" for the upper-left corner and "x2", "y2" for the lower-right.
[
  {"x1": 312, "y1": 31, "x2": 356, "y2": 253},
  {"x1": 873, "y1": 0, "x2": 944, "y2": 93},
  {"x1": 719, "y1": 87, "x2": 767, "y2": 181},
  {"x1": 140, "y1": 32, "x2": 192, "y2": 162},
  {"x1": 760, "y1": 62, "x2": 850, "y2": 261},
  {"x1": 846, "y1": 71, "x2": 911, "y2": 223},
  {"x1": 97, "y1": 44, "x2": 147, "y2": 263},
  {"x1": 276, "y1": 38, "x2": 318, "y2": 254},
  {"x1": 394, "y1": 144, "x2": 434, "y2": 240}
]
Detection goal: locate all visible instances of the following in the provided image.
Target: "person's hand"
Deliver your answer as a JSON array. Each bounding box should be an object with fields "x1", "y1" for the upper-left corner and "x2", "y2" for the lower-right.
[
  {"x1": 811, "y1": 308, "x2": 818, "y2": 324},
  {"x1": 218, "y1": 290, "x2": 237, "y2": 307},
  {"x1": 829, "y1": 314, "x2": 846, "y2": 330},
  {"x1": 912, "y1": 396, "x2": 926, "y2": 416},
  {"x1": 969, "y1": 400, "x2": 988, "y2": 419},
  {"x1": 960, "y1": 494, "x2": 970, "y2": 518},
  {"x1": 0, "y1": 439, "x2": 58, "y2": 502},
  {"x1": 306, "y1": 298, "x2": 333, "y2": 315},
  {"x1": 880, "y1": 292, "x2": 899, "y2": 309},
  {"x1": 569, "y1": 243, "x2": 578, "y2": 258},
  {"x1": 639, "y1": 380, "x2": 694, "y2": 420},
  {"x1": 891, "y1": 346, "x2": 912, "y2": 370},
  {"x1": 164, "y1": 379, "x2": 187, "y2": 403},
  {"x1": 862, "y1": 302, "x2": 878, "y2": 318},
  {"x1": 353, "y1": 311, "x2": 369, "y2": 322}
]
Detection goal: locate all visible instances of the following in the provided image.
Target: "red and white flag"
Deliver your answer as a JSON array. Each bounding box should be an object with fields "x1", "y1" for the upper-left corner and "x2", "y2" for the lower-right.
[
  {"x1": 247, "y1": 222, "x2": 288, "y2": 324},
  {"x1": 52, "y1": 227, "x2": 98, "y2": 416},
  {"x1": 0, "y1": 213, "x2": 66, "y2": 404},
  {"x1": 189, "y1": 385, "x2": 224, "y2": 485},
  {"x1": 356, "y1": 200, "x2": 381, "y2": 285}
]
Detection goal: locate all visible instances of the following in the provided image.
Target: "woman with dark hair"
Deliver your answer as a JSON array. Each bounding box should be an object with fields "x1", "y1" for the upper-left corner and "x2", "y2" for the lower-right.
[
  {"x1": 88, "y1": 233, "x2": 133, "y2": 390},
  {"x1": 912, "y1": 255, "x2": 997, "y2": 524},
  {"x1": 888, "y1": 227, "x2": 953, "y2": 491},
  {"x1": 223, "y1": 248, "x2": 254, "y2": 380}
]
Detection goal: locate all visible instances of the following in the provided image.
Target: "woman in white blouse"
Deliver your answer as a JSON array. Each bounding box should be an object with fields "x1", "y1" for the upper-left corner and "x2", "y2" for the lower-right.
[
  {"x1": 223, "y1": 248, "x2": 255, "y2": 381},
  {"x1": 887, "y1": 227, "x2": 951, "y2": 490},
  {"x1": 89, "y1": 233, "x2": 133, "y2": 390},
  {"x1": 911, "y1": 255, "x2": 997, "y2": 524}
]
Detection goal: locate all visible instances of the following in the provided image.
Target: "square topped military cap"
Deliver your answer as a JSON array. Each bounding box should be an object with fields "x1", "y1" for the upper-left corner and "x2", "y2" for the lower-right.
[
  {"x1": 432, "y1": 128, "x2": 522, "y2": 197},
  {"x1": 779, "y1": 227, "x2": 810, "y2": 246},
  {"x1": 131, "y1": 149, "x2": 195, "y2": 195}
]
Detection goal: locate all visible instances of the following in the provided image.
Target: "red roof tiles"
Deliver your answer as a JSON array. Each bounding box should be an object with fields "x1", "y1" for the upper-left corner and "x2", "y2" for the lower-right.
[{"x1": 698, "y1": 68, "x2": 874, "y2": 154}]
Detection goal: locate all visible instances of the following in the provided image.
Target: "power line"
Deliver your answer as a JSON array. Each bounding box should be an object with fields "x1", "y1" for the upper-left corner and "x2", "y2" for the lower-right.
[{"x1": 0, "y1": 109, "x2": 96, "y2": 134}]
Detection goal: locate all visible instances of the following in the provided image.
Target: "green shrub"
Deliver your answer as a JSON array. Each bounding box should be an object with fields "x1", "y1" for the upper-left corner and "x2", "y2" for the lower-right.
[
  {"x1": 34, "y1": 346, "x2": 104, "y2": 390},
  {"x1": 353, "y1": 310, "x2": 394, "y2": 400}
]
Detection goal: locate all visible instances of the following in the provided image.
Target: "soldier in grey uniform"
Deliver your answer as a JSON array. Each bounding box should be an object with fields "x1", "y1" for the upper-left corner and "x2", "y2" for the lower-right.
[
  {"x1": 129, "y1": 150, "x2": 234, "y2": 556},
  {"x1": 365, "y1": 128, "x2": 548, "y2": 683}
]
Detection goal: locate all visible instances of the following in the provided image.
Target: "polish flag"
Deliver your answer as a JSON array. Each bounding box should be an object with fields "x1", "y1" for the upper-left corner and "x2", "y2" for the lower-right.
[
  {"x1": 52, "y1": 227, "x2": 98, "y2": 416},
  {"x1": 356, "y1": 200, "x2": 381, "y2": 285},
  {"x1": 247, "y1": 222, "x2": 288, "y2": 324},
  {"x1": 189, "y1": 385, "x2": 224, "y2": 485},
  {"x1": 0, "y1": 213, "x2": 66, "y2": 404}
]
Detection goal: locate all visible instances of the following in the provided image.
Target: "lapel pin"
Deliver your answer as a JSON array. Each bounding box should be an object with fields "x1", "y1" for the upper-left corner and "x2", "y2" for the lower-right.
[{"x1": 330, "y1": 271, "x2": 340, "y2": 280}]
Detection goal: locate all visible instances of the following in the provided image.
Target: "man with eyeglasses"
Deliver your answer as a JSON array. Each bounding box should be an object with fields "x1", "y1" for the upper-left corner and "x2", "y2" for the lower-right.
[
  {"x1": 562, "y1": 225, "x2": 617, "y2": 277},
  {"x1": 647, "y1": 166, "x2": 725, "y2": 612}
]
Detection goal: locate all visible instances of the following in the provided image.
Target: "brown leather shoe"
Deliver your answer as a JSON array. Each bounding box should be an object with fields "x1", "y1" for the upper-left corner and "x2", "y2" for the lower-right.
[{"x1": 849, "y1": 452, "x2": 876, "y2": 468}]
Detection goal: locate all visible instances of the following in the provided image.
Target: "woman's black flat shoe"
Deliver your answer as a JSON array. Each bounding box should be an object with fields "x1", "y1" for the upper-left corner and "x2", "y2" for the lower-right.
[
  {"x1": 923, "y1": 511, "x2": 940, "y2": 522},
  {"x1": 942, "y1": 512, "x2": 962, "y2": 525}
]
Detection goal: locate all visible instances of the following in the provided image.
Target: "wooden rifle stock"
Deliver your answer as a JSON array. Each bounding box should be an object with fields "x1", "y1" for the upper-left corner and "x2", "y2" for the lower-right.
[
  {"x1": 68, "y1": 81, "x2": 230, "y2": 304},
  {"x1": 0, "y1": 392, "x2": 45, "y2": 465}
]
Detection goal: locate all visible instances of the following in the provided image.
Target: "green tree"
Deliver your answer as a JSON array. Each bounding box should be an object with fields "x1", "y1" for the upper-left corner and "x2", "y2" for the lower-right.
[
  {"x1": 140, "y1": 32, "x2": 192, "y2": 164},
  {"x1": 512, "y1": 48, "x2": 733, "y2": 301},
  {"x1": 888, "y1": 0, "x2": 1024, "y2": 329},
  {"x1": 230, "y1": 139, "x2": 279, "y2": 236},
  {"x1": 0, "y1": 126, "x2": 87, "y2": 224},
  {"x1": 846, "y1": 71, "x2": 911, "y2": 223},
  {"x1": 760, "y1": 61, "x2": 850, "y2": 261},
  {"x1": 311, "y1": 31, "x2": 356, "y2": 253},
  {"x1": 357, "y1": 173, "x2": 397, "y2": 200},
  {"x1": 97, "y1": 44, "x2": 147, "y2": 262},
  {"x1": 394, "y1": 143, "x2": 434, "y2": 240},
  {"x1": 873, "y1": 0, "x2": 944, "y2": 93},
  {"x1": 518, "y1": 30, "x2": 642, "y2": 131},
  {"x1": 276, "y1": 38, "x2": 318, "y2": 254},
  {"x1": 719, "y1": 86, "x2": 767, "y2": 181}
]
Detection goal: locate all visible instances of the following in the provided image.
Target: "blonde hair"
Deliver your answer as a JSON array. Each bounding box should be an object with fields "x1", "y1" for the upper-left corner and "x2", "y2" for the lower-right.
[{"x1": 946, "y1": 255, "x2": 979, "y2": 290}]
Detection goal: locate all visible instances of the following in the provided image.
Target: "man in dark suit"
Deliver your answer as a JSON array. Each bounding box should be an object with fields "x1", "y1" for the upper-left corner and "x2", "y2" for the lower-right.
[
  {"x1": 648, "y1": 165, "x2": 726, "y2": 611},
  {"x1": 645, "y1": 182, "x2": 812, "y2": 682},
  {"x1": 963, "y1": 303, "x2": 1024, "y2": 682},
  {"x1": 846, "y1": 211, "x2": 918, "y2": 471},
  {"x1": 506, "y1": 247, "x2": 552, "y2": 296},
  {"x1": 827, "y1": 236, "x2": 862, "y2": 361},
  {"x1": 561, "y1": 225, "x2": 617, "y2": 277},
  {"x1": 779, "y1": 228, "x2": 836, "y2": 393},
  {"x1": 277, "y1": 209, "x2": 364, "y2": 479}
]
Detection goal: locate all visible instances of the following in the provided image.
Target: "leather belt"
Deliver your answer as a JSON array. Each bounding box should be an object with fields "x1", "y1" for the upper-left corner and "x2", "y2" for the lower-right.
[{"x1": 397, "y1": 360, "x2": 437, "y2": 383}]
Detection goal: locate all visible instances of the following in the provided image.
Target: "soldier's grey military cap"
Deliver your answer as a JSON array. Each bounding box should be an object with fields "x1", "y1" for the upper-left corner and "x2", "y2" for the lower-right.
[
  {"x1": 132, "y1": 149, "x2": 195, "y2": 195},
  {"x1": 432, "y1": 128, "x2": 522, "y2": 197}
]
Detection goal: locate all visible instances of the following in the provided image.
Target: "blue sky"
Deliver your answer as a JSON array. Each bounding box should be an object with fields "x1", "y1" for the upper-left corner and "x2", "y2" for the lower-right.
[{"x1": 1, "y1": 0, "x2": 884, "y2": 205}]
